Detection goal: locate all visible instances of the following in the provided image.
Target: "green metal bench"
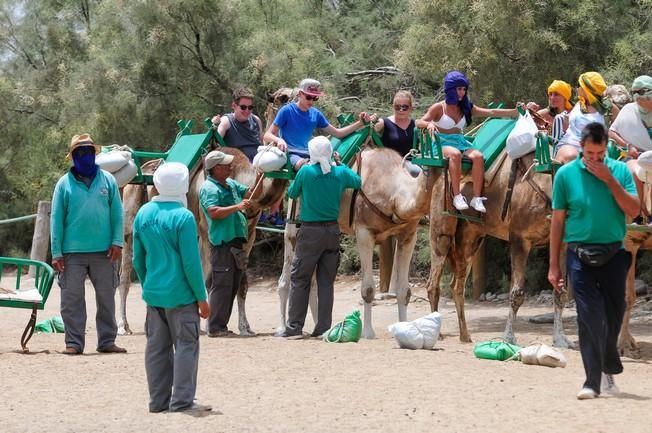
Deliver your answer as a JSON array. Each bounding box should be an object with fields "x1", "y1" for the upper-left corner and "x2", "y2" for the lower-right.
[
  {"x1": 535, "y1": 136, "x2": 626, "y2": 174},
  {"x1": 127, "y1": 118, "x2": 221, "y2": 185},
  {"x1": 0, "y1": 257, "x2": 55, "y2": 352}
]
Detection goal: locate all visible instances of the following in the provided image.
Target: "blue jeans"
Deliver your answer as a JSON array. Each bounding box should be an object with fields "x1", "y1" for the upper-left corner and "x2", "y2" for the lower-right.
[{"x1": 567, "y1": 248, "x2": 630, "y2": 393}]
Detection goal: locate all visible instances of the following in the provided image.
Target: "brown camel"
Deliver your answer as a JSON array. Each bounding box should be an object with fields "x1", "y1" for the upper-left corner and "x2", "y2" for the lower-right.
[
  {"x1": 620, "y1": 229, "x2": 652, "y2": 358},
  {"x1": 277, "y1": 147, "x2": 440, "y2": 338},
  {"x1": 118, "y1": 88, "x2": 294, "y2": 335},
  {"x1": 117, "y1": 147, "x2": 287, "y2": 335},
  {"x1": 427, "y1": 150, "x2": 574, "y2": 347}
]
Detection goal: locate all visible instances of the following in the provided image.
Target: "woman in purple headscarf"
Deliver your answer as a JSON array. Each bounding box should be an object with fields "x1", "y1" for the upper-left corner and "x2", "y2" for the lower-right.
[{"x1": 416, "y1": 71, "x2": 522, "y2": 213}]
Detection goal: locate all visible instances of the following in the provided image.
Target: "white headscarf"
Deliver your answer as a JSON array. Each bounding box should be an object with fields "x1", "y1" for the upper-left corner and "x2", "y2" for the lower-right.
[
  {"x1": 308, "y1": 136, "x2": 334, "y2": 174},
  {"x1": 152, "y1": 162, "x2": 189, "y2": 207}
]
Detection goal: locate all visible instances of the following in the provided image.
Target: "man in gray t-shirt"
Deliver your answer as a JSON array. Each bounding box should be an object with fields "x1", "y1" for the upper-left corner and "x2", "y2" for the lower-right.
[{"x1": 212, "y1": 87, "x2": 263, "y2": 162}]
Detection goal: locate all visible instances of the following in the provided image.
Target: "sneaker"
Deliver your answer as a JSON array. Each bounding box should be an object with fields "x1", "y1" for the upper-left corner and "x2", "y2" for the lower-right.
[
  {"x1": 469, "y1": 196, "x2": 487, "y2": 213},
  {"x1": 632, "y1": 215, "x2": 644, "y2": 225},
  {"x1": 279, "y1": 329, "x2": 304, "y2": 340},
  {"x1": 647, "y1": 215, "x2": 652, "y2": 226},
  {"x1": 170, "y1": 402, "x2": 213, "y2": 413},
  {"x1": 207, "y1": 329, "x2": 233, "y2": 338},
  {"x1": 258, "y1": 211, "x2": 269, "y2": 224},
  {"x1": 577, "y1": 387, "x2": 598, "y2": 400},
  {"x1": 601, "y1": 373, "x2": 620, "y2": 396},
  {"x1": 453, "y1": 194, "x2": 469, "y2": 211}
]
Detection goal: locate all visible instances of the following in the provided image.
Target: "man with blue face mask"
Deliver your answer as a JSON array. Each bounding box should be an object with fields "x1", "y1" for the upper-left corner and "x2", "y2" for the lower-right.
[{"x1": 50, "y1": 133, "x2": 126, "y2": 355}]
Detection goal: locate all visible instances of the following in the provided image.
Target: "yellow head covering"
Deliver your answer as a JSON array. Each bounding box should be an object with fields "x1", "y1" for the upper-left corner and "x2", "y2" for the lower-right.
[
  {"x1": 547, "y1": 80, "x2": 573, "y2": 111},
  {"x1": 578, "y1": 72, "x2": 608, "y2": 113}
]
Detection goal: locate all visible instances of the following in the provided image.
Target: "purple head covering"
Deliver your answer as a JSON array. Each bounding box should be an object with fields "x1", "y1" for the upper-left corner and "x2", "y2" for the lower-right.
[{"x1": 443, "y1": 71, "x2": 473, "y2": 125}]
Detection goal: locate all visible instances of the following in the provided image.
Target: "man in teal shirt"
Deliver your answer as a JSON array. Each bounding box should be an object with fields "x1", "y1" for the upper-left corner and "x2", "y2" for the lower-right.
[
  {"x1": 281, "y1": 136, "x2": 361, "y2": 338},
  {"x1": 133, "y1": 162, "x2": 211, "y2": 413},
  {"x1": 50, "y1": 133, "x2": 125, "y2": 355},
  {"x1": 549, "y1": 122, "x2": 639, "y2": 400},
  {"x1": 199, "y1": 150, "x2": 263, "y2": 337}
]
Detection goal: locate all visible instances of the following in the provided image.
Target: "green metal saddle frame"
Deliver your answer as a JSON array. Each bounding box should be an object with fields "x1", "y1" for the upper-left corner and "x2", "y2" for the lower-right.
[
  {"x1": 534, "y1": 135, "x2": 625, "y2": 175},
  {"x1": 126, "y1": 118, "x2": 222, "y2": 185},
  {"x1": 0, "y1": 257, "x2": 55, "y2": 352}
]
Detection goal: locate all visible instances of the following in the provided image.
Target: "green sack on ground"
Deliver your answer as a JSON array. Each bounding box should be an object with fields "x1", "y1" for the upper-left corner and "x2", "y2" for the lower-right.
[
  {"x1": 324, "y1": 310, "x2": 362, "y2": 343},
  {"x1": 473, "y1": 340, "x2": 521, "y2": 361},
  {"x1": 35, "y1": 316, "x2": 65, "y2": 333}
]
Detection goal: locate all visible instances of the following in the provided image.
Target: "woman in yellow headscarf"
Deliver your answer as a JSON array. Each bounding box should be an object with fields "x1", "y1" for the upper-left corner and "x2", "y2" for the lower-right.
[
  {"x1": 536, "y1": 80, "x2": 573, "y2": 143},
  {"x1": 554, "y1": 72, "x2": 620, "y2": 163}
]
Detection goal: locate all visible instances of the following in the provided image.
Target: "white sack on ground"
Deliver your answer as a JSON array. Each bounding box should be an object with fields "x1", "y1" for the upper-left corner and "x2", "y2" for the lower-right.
[{"x1": 388, "y1": 311, "x2": 442, "y2": 350}]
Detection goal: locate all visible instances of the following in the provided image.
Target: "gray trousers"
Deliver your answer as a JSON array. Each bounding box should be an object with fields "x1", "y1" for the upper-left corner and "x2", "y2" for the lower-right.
[
  {"x1": 206, "y1": 239, "x2": 245, "y2": 333},
  {"x1": 57, "y1": 252, "x2": 118, "y2": 352},
  {"x1": 145, "y1": 303, "x2": 200, "y2": 412},
  {"x1": 287, "y1": 223, "x2": 340, "y2": 336}
]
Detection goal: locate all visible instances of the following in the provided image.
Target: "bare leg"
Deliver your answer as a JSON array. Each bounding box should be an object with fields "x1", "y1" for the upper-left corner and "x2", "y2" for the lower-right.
[
  {"x1": 554, "y1": 145, "x2": 578, "y2": 164},
  {"x1": 465, "y1": 150, "x2": 484, "y2": 197},
  {"x1": 443, "y1": 147, "x2": 462, "y2": 196}
]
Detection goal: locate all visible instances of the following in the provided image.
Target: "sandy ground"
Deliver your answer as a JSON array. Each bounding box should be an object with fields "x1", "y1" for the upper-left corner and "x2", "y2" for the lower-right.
[{"x1": 1, "y1": 273, "x2": 651, "y2": 433}]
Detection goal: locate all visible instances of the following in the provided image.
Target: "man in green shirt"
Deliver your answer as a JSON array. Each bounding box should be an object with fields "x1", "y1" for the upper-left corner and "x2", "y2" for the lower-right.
[
  {"x1": 549, "y1": 122, "x2": 639, "y2": 400},
  {"x1": 281, "y1": 136, "x2": 361, "y2": 339},
  {"x1": 199, "y1": 150, "x2": 263, "y2": 337},
  {"x1": 50, "y1": 133, "x2": 125, "y2": 355},
  {"x1": 133, "y1": 162, "x2": 211, "y2": 413}
]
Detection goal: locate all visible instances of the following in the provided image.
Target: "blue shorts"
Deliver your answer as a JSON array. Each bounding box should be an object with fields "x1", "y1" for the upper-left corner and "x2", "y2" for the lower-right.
[{"x1": 289, "y1": 152, "x2": 309, "y2": 169}]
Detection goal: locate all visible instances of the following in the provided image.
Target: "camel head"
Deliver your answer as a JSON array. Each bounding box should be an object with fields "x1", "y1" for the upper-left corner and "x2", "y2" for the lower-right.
[{"x1": 264, "y1": 87, "x2": 297, "y2": 130}]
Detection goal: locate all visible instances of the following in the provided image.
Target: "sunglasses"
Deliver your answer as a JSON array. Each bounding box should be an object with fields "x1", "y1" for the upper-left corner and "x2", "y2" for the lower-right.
[
  {"x1": 394, "y1": 104, "x2": 411, "y2": 112},
  {"x1": 239, "y1": 104, "x2": 254, "y2": 111},
  {"x1": 303, "y1": 93, "x2": 319, "y2": 101},
  {"x1": 632, "y1": 88, "x2": 651, "y2": 96}
]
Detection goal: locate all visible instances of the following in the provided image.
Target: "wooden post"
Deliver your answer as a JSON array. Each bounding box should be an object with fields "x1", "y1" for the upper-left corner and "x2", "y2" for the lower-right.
[
  {"x1": 471, "y1": 240, "x2": 486, "y2": 301},
  {"x1": 29, "y1": 201, "x2": 51, "y2": 277}
]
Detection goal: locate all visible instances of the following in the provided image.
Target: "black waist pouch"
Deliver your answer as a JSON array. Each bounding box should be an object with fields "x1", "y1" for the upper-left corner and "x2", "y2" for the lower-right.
[{"x1": 568, "y1": 242, "x2": 621, "y2": 267}]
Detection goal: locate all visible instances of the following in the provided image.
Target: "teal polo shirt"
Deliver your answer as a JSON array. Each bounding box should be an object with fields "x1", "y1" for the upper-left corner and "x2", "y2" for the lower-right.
[
  {"x1": 199, "y1": 176, "x2": 249, "y2": 246},
  {"x1": 133, "y1": 201, "x2": 207, "y2": 308},
  {"x1": 50, "y1": 169, "x2": 124, "y2": 258},
  {"x1": 552, "y1": 154, "x2": 636, "y2": 244},
  {"x1": 288, "y1": 164, "x2": 361, "y2": 222}
]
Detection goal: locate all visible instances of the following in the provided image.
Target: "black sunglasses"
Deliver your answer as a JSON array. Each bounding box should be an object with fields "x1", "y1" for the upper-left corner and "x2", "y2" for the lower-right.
[
  {"x1": 394, "y1": 104, "x2": 411, "y2": 111},
  {"x1": 304, "y1": 94, "x2": 319, "y2": 101},
  {"x1": 632, "y1": 88, "x2": 650, "y2": 96},
  {"x1": 239, "y1": 104, "x2": 254, "y2": 111}
]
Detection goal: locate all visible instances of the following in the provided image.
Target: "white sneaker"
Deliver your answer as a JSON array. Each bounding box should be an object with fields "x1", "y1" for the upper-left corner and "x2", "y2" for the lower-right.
[
  {"x1": 601, "y1": 373, "x2": 620, "y2": 396},
  {"x1": 577, "y1": 387, "x2": 598, "y2": 400},
  {"x1": 469, "y1": 196, "x2": 487, "y2": 213},
  {"x1": 453, "y1": 194, "x2": 469, "y2": 211}
]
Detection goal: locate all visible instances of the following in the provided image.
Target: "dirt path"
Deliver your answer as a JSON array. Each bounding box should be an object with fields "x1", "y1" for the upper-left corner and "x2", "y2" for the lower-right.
[{"x1": 1, "y1": 275, "x2": 651, "y2": 433}]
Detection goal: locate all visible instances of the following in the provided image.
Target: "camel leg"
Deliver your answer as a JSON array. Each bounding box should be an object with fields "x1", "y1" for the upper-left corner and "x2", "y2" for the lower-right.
[
  {"x1": 276, "y1": 222, "x2": 296, "y2": 335},
  {"x1": 550, "y1": 248, "x2": 575, "y2": 348},
  {"x1": 357, "y1": 228, "x2": 377, "y2": 339},
  {"x1": 378, "y1": 237, "x2": 395, "y2": 296},
  {"x1": 117, "y1": 250, "x2": 132, "y2": 336},
  {"x1": 426, "y1": 235, "x2": 452, "y2": 312},
  {"x1": 451, "y1": 259, "x2": 472, "y2": 343},
  {"x1": 236, "y1": 273, "x2": 255, "y2": 336},
  {"x1": 619, "y1": 247, "x2": 640, "y2": 358},
  {"x1": 390, "y1": 230, "x2": 418, "y2": 322},
  {"x1": 502, "y1": 236, "x2": 531, "y2": 345}
]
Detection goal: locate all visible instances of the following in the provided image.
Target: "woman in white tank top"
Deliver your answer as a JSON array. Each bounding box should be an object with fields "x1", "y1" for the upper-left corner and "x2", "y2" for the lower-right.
[
  {"x1": 554, "y1": 72, "x2": 620, "y2": 164},
  {"x1": 415, "y1": 71, "x2": 526, "y2": 213}
]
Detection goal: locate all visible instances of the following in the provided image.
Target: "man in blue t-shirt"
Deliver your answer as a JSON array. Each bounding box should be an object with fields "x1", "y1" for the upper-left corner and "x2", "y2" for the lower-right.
[{"x1": 264, "y1": 78, "x2": 370, "y2": 171}]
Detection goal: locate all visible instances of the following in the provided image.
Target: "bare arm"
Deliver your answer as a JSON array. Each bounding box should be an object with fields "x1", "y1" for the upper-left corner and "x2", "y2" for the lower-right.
[
  {"x1": 325, "y1": 112, "x2": 368, "y2": 138},
  {"x1": 373, "y1": 117, "x2": 385, "y2": 135},
  {"x1": 472, "y1": 105, "x2": 519, "y2": 118},
  {"x1": 415, "y1": 103, "x2": 442, "y2": 129},
  {"x1": 206, "y1": 201, "x2": 251, "y2": 220},
  {"x1": 217, "y1": 115, "x2": 230, "y2": 138},
  {"x1": 264, "y1": 123, "x2": 287, "y2": 151}
]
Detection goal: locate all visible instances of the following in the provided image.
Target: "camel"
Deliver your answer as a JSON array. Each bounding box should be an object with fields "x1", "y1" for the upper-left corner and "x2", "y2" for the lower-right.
[
  {"x1": 117, "y1": 88, "x2": 294, "y2": 335},
  {"x1": 276, "y1": 147, "x2": 439, "y2": 338},
  {"x1": 427, "y1": 150, "x2": 574, "y2": 347}
]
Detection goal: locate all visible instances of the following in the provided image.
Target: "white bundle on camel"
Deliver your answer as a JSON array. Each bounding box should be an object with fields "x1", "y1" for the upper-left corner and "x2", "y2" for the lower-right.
[
  {"x1": 96, "y1": 146, "x2": 138, "y2": 187},
  {"x1": 635, "y1": 150, "x2": 652, "y2": 184},
  {"x1": 252, "y1": 145, "x2": 287, "y2": 172}
]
